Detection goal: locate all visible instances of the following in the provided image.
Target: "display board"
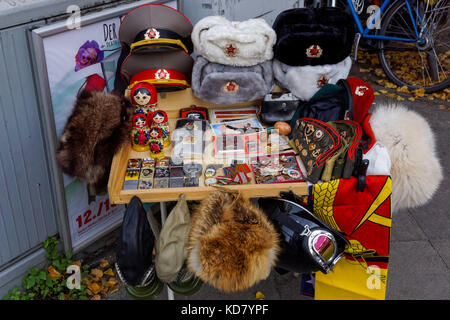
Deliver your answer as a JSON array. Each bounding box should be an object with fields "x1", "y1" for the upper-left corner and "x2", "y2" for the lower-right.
[{"x1": 31, "y1": 0, "x2": 177, "y2": 251}]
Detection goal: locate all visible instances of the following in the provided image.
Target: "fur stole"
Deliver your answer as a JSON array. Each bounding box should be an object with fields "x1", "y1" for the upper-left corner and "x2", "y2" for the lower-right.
[
  {"x1": 186, "y1": 190, "x2": 280, "y2": 293},
  {"x1": 55, "y1": 90, "x2": 133, "y2": 188},
  {"x1": 370, "y1": 103, "x2": 443, "y2": 211}
]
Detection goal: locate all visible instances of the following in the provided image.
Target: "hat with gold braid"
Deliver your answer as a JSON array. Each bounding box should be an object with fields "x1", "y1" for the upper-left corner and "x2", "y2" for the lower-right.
[
  {"x1": 118, "y1": 3, "x2": 194, "y2": 92},
  {"x1": 119, "y1": 3, "x2": 193, "y2": 54}
]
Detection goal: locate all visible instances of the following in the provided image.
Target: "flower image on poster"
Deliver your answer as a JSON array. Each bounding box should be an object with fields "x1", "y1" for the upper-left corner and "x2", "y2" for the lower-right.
[{"x1": 74, "y1": 40, "x2": 105, "y2": 71}]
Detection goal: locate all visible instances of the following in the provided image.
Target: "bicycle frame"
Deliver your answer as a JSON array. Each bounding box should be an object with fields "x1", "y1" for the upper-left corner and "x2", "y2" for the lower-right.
[{"x1": 347, "y1": 0, "x2": 419, "y2": 42}]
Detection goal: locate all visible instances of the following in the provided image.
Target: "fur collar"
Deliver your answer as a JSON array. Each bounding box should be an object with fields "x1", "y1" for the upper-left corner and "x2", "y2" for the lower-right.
[{"x1": 369, "y1": 103, "x2": 443, "y2": 212}]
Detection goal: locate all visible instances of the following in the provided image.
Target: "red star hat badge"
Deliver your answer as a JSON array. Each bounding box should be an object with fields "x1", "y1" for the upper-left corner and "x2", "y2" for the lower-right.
[
  {"x1": 155, "y1": 69, "x2": 170, "y2": 80},
  {"x1": 144, "y1": 28, "x2": 160, "y2": 40},
  {"x1": 223, "y1": 81, "x2": 239, "y2": 93},
  {"x1": 355, "y1": 85, "x2": 369, "y2": 96},
  {"x1": 306, "y1": 45, "x2": 323, "y2": 58},
  {"x1": 317, "y1": 75, "x2": 329, "y2": 88},
  {"x1": 224, "y1": 44, "x2": 239, "y2": 57}
]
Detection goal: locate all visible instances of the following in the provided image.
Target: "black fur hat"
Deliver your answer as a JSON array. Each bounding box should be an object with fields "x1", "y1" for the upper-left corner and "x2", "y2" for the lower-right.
[{"x1": 272, "y1": 7, "x2": 356, "y2": 66}]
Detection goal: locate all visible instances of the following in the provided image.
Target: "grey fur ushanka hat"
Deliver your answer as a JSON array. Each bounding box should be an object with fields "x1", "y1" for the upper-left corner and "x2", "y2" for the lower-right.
[{"x1": 191, "y1": 56, "x2": 274, "y2": 105}]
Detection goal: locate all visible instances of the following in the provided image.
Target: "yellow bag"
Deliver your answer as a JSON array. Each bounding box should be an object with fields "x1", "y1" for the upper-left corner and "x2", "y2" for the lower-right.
[{"x1": 315, "y1": 256, "x2": 388, "y2": 300}]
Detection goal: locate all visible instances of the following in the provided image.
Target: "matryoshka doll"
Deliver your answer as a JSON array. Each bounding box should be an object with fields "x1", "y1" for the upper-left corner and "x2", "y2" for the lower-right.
[
  {"x1": 130, "y1": 82, "x2": 158, "y2": 116},
  {"x1": 149, "y1": 110, "x2": 170, "y2": 147},
  {"x1": 131, "y1": 114, "x2": 150, "y2": 152},
  {"x1": 148, "y1": 127, "x2": 164, "y2": 159}
]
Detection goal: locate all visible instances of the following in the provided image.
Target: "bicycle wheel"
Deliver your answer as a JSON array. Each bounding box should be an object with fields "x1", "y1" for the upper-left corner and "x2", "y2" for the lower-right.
[{"x1": 378, "y1": 0, "x2": 450, "y2": 93}]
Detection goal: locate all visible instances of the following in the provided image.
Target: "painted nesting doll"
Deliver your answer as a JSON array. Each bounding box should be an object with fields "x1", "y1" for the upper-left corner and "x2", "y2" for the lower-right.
[
  {"x1": 131, "y1": 114, "x2": 150, "y2": 152},
  {"x1": 149, "y1": 110, "x2": 170, "y2": 147},
  {"x1": 149, "y1": 127, "x2": 165, "y2": 159},
  {"x1": 130, "y1": 82, "x2": 158, "y2": 116}
]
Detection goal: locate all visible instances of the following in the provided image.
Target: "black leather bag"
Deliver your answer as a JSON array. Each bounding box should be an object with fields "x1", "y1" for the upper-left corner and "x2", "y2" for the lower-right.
[
  {"x1": 115, "y1": 196, "x2": 155, "y2": 286},
  {"x1": 258, "y1": 92, "x2": 300, "y2": 125}
]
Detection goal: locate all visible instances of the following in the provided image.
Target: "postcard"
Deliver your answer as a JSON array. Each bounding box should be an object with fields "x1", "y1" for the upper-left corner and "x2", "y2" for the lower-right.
[
  {"x1": 210, "y1": 118, "x2": 264, "y2": 136},
  {"x1": 209, "y1": 106, "x2": 259, "y2": 123}
]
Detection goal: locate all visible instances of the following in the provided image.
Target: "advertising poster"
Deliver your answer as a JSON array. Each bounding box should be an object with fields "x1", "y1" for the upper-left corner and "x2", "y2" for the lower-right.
[
  {"x1": 42, "y1": 16, "x2": 125, "y2": 248},
  {"x1": 35, "y1": 1, "x2": 178, "y2": 249}
]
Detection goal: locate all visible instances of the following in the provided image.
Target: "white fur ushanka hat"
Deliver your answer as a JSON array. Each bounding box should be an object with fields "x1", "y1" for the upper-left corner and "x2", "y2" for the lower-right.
[
  {"x1": 273, "y1": 56, "x2": 353, "y2": 101},
  {"x1": 191, "y1": 16, "x2": 276, "y2": 66}
]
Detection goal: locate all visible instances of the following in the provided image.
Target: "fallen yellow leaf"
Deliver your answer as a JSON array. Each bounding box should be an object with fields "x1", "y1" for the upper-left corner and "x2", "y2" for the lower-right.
[
  {"x1": 100, "y1": 259, "x2": 109, "y2": 268},
  {"x1": 397, "y1": 86, "x2": 410, "y2": 93},
  {"x1": 87, "y1": 282, "x2": 102, "y2": 295},
  {"x1": 109, "y1": 285, "x2": 120, "y2": 295},
  {"x1": 104, "y1": 268, "x2": 115, "y2": 277},
  {"x1": 385, "y1": 82, "x2": 397, "y2": 89},
  {"x1": 413, "y1": 88, "x2": 425, "y2": 97},
  {"x1": 256, "y1": 291, "x2": 265, "y2": 300},
  {"x1": 90, "y1": 268, "x2": 103, "y2": 279},
  {"x1": 106, "y1": 278, "x2": 118, "y2": 287},
  {"x1": 48, "y1": 266, "x2": 62, "y2": 280},
  {"x1": 100, "y1": 285, "x2": 109, "y2": 295},
  {"x1": 90, "y1": 294, "x2": 101, "y2": 300},
  {"x1": 374, "y1": 68, "x2": 384, "y2": 77}
]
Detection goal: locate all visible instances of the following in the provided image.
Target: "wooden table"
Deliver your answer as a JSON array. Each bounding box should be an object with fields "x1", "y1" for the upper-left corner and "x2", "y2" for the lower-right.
[{"x1": 108, "y1": 88, "x2": 309, "y2": 205}]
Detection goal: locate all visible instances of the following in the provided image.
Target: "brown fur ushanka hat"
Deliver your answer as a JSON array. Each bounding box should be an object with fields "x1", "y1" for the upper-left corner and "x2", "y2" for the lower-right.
[
  {"x1": 186, "y1": 190, "x2": 280, "y2": 293},
  {"x1": 56, "y1": 90, "x2": 134, "y2": 188}
]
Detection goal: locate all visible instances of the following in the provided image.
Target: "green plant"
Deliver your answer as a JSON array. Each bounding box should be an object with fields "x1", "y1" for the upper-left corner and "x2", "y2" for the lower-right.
[{"x1": 2, "y1": 236, "x2": 90, "y2": 300}]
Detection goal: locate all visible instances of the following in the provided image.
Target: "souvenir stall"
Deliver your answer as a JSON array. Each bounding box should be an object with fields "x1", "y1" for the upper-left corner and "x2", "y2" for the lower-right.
[{"x1": 55, "y1": 3, "x2": 442, "y2": 300}]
